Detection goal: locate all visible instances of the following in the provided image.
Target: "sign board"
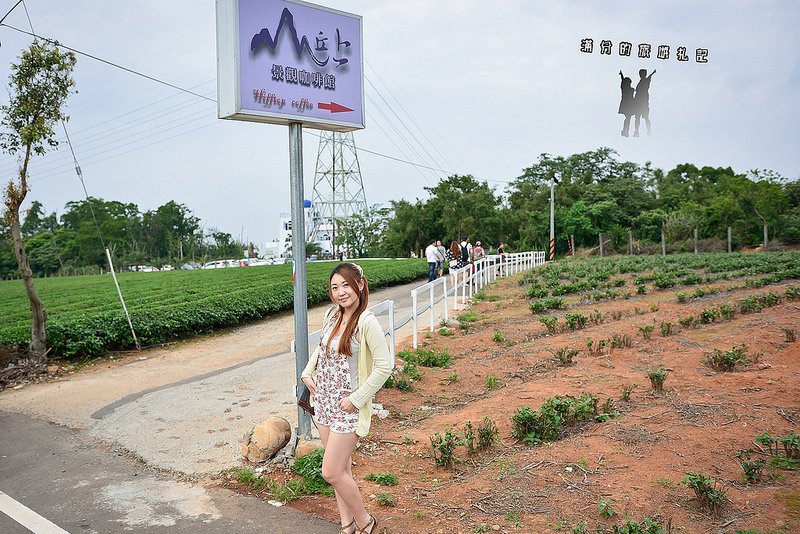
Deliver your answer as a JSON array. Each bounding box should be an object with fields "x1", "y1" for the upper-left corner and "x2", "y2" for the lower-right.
[{"x1": 216, "y1": 0, "x2": 364, "y2": 132}]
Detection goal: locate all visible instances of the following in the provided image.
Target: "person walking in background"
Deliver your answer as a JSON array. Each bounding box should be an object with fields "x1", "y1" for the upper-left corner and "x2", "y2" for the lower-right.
[
  {"x1": 459, "y1": 236, "x2": 473, "y2": 266},
  {"x1": 446, "y1": 240, "x2": 459, "y2": 287},
  {"x1": 496, "y1": 241, "x2": 507, "y2": 275},
  {"x1": 436, "y1": 240, "x2": 447, "y2": 278},
  {"x1": 301, "y1": 263, "x2": 391, "y2": 534},
  {"x1": 473, "y1": 240, "x2": 485, "y2": 271},
  {"x1": 633, "y1": 68, "x2": 655, "y2": 137},
  {"x1": 425, "y1": 239, "x2": 442, "y2": 282},
  {"x1": 473, "y1": 241, "x2": 485, "y2": 260},
  {"x1": 618, "y1": 70, "x2": 635, "y2": 137}
]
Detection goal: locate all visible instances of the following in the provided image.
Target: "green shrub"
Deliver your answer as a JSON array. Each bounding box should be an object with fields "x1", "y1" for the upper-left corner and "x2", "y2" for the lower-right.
[
  {"x1": 511, "y1": 393, "x2": 600, "y2": 446},
  {"x1": 564, "y1": 313, "x2": 588, "y2": 330},
  {"x1": 736, "y1": 449, "x2": 766, "y2": 483},
  {"x1": 430, "y1": 426, "x2": 460, "y2": 468},
  {"x1": 647, "y1": 368, "x2": 667, "y2": 391},
  {"x1": 401, "y1": 347, "x2": 451, "y2": 368},
  {"x1": 705, "y1": 344, "x2": 748, "y2": 371},
  {"x1": 682, "y1": 471, "x2": 727, "y2": 517},
  {"x1": 539, "y1": 315, "x2": 559, "y2": 334}
]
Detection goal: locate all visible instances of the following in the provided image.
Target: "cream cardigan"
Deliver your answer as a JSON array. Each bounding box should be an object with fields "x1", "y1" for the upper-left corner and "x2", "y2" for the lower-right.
[{"x1": 301, "y1": 308, "x2": 394, "y2": 437}]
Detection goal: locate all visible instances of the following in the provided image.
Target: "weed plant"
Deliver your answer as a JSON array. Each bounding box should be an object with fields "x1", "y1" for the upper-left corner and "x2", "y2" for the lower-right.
[
  {"x1": 539, "y1": 315, "x2": 559, "y2": 334},
  {"x1": 364, "y1": 472, "x2": 399, "y2": 486},
  {"x1": 511, "y1": 393, "x2": 600, "y2": 445},
  {"x1": 659, "y1": 321, "x2": 674, "y2": 336},
  {"x1": 550, "y1": 346, "x2": 578, "y2": 365},
  {"x1": 430, "y1": 426, "x2": 460, "y2": 468},
  {"x1": 484, "y1": 373, "x2": 499, "y2": 390},
  {"x1": 621, "y1": 383, "x2": 636, "y2": 402},
  {"x1": 586, "y1": 337, "x2": 606, "y2": 356},
  {"x1": 682, "y1": 471, "x2": 727, "y2": 517},
  {"x1": 705, "y1": 344, "x2": 748, "y2": 371},
  {"x1": 610, "y1": 332, "x2": 633, "y2": 349},
  {"x1": 638, "y1": 324, "x2": 654, "y2": 341},
  {"x1": 375, "y1": 492, "x2": 396, "y2": 506},
  {"x1": 529, "y1": 297, "x2": 565, "y2": 314},
  {"x1": 564, "y1": 312, "x2": 588, "y2": 330},
  {"x1": 783, "y1": 327, "x2": 797, "y2": 342},
  {"x1": 736, "y1": 449, "x2": 767, "y2": 483},
  {"x1": 698, "y1": 307, "x2": 720, "y2": 324},
  {"x1": 457, "y1": 311, "x2": 479, "y2": 329},
  {"x1": 647, "y1": 368, "x2": 667, "y2": 391},
  {"x1": 598, "y1": 498, "x2": 616, "y2": 519},
  {"x1": 398, "y1": 347, "x2": 452, "y2": 368},
  {"x1": 477, "y1": 416, "x2": 499, "y2": 449}
]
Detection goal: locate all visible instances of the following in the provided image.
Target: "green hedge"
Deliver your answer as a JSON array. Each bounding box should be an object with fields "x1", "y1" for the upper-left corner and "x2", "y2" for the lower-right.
[{"x1": 1, "y1": 259, "x2": 427, "y2": 358}]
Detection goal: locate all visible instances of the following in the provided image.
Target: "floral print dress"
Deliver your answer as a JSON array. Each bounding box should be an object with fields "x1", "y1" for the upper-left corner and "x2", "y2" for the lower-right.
[{"x1": 313, "y1": 315, "x2": 361, "y2": 434}]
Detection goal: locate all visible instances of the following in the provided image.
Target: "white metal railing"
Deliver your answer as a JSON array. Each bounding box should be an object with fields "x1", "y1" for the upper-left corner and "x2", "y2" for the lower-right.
[
  {"x1": 411, "y1": 250, "x2": 546, "y2": 347},
  {"x1": 291, "y1": 250, "x2": 546, "y2": 354},
  {"x1": 448, "y1": 251, "x2": 546, "y2": 308},
  {"x1": 410, "y1": 276, "x2": 449, "y2": 349}
]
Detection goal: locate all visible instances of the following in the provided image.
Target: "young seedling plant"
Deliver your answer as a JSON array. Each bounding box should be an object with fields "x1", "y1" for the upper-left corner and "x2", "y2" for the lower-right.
[
  {"x1": 682, "y1": 471, "x2": 727, "y2": 517},
  {"x1": 647, "y1": 368, "x2": 667, "y2": 392}
]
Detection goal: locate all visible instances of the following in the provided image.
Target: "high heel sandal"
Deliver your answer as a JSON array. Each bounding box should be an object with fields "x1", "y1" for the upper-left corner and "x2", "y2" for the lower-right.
[
  {"x1": 355, "y1": 515, "x2": 377, "y2": 534},
  {"x1": 339, "y1": 519, "x2": 355, "y2": 534}
]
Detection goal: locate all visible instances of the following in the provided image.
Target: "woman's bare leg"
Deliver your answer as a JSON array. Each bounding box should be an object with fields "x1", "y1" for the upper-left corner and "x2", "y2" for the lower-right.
[{"x1": 320, "y1": 428, "x2": 370, "y2": 529}]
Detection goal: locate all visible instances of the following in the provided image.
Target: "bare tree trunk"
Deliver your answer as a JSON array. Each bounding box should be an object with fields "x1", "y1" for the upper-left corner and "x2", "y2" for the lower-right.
[
  {"x1": 6, "y1": 147, "x2": 48, "y2": 363},
  {"x1": 9, "y1": 209, "x2": 48, "y2": 362}
]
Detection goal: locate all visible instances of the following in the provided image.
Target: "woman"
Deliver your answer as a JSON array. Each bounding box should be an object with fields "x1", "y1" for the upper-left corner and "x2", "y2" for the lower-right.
[
  {"x1": 448, "y1": 240, "x2": 461, "y2": 287},
  {"x1": 301, "y1": 262, "x2": 392, "y2": 534},
  {"x1": 618, "y1": 70, "x2": 635, "y2": 137}
]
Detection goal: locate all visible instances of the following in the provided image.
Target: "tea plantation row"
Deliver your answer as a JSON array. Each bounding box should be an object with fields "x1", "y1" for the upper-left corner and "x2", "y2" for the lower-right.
[{"x1": 0, "y1": 259, "x2": 428, "y2": 358}]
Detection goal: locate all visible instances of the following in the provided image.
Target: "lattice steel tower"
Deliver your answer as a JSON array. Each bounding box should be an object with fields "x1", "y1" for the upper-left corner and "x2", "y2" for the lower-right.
[{"x1": 308, "y1": 131, "x2": 367, "y2": 255}]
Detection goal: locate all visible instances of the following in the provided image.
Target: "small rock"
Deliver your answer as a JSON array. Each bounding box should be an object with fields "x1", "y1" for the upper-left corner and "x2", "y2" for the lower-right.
[{"x1": 241, "y1": 417, "x2": 291, "y2": 463}]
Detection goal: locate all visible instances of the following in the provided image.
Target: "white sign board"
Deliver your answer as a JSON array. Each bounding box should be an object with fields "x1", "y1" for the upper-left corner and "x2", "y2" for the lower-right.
[{"x1": 216, "y1": 0, "x2": 364, "y2": 132}]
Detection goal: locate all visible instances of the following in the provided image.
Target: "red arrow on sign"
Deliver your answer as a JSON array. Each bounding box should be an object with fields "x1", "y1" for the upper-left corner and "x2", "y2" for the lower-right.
[{"x1": 318, "y1": 102, "x2": 354, "y2": 113}]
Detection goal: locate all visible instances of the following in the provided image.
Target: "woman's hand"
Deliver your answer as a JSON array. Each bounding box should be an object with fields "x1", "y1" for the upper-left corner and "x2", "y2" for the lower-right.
[
  {"x1": 302, "y1": 376, "x2": 316, "y2": 394},
  {"x1": 338, "y1": 396, "x2": 356, "y2": 413}
]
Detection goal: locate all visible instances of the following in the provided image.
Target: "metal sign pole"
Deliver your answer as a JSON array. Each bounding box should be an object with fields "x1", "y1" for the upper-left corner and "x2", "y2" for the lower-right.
[{"x1": 289, "y1": 122, "x2": 311, "y2": 438}]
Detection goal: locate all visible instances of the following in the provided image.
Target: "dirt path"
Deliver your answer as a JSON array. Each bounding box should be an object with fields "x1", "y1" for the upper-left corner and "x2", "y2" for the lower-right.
[{"x1": 0, "y1": 279, "x2": 444, "y2": 474}]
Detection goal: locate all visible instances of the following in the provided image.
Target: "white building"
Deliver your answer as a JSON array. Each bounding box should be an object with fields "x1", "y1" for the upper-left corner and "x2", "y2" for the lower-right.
[{"x1": 278, "y1": 201, "x2": 333, "y2": 258}]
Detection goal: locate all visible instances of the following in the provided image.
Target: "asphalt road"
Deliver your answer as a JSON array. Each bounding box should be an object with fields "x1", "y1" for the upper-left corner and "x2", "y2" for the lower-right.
[{"x1": 0, "y1": 277, "x2": 456, "y2": 533}]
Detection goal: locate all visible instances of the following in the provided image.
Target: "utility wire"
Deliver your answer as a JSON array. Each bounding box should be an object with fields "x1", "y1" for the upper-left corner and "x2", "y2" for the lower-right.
[
  {"x1": 0, "y1": 23, "x2": 214, "y2": 102},
  {"x1": 0, "y1": 20, "x2": 459, "y2": 190}
]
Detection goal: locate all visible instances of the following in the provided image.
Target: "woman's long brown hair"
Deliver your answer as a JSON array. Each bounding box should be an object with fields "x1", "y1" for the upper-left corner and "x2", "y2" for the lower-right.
[
  {"x1": 326, "y1": 262, "x2": 369, "y2": 357},
  {"x1": 450, "y1": 240, "x2": 459, "y2": 257}
]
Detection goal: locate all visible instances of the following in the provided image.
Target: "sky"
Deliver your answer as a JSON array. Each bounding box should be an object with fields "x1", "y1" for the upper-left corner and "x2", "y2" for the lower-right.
[{"x1": 0, "y1": 0, "x2": 798, "y2": 254}]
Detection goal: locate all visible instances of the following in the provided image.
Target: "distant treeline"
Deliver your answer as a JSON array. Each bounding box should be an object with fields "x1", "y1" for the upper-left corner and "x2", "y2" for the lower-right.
[{"x1": 3, "y1": 147, "x2": 799, "y2": 278}]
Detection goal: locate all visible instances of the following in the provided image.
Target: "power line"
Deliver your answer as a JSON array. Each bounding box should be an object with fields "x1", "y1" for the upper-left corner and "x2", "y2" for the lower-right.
[
  {"x1": 0, "y1": 21, "x2": 460, "y2": 191},
  {"x1": 0, "y1": 23, "x2": 215, "y2": 102}
]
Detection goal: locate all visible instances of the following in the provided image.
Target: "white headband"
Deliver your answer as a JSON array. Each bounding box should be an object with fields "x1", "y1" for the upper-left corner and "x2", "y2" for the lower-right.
[{"x1": 350, "y1": 262, "x2": 364, "y2": 280}]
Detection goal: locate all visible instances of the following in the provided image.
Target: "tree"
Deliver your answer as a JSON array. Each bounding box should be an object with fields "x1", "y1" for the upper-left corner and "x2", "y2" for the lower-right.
[
  {"x1": 335, "y1": 204, "x2": 391, "y2": 258},
  {"x1": 1, "y1": 40, "x2": 76, "y2": 362}
]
